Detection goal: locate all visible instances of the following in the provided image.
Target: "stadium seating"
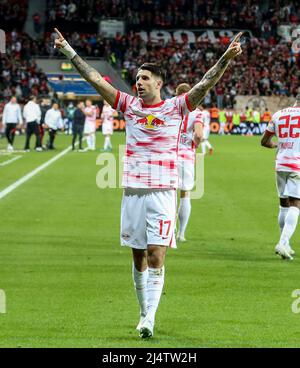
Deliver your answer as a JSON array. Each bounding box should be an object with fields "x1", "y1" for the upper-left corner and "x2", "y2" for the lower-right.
[
  {"x1": 0, "y1": 0, "x2": 29, "y2": 31},
  {"x1": 0, "y1": 0, "x2": 300, "y2": 109}
]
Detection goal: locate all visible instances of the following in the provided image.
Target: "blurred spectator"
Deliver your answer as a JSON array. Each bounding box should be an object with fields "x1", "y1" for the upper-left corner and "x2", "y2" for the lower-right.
[
  {"x1": 0, "y1": 32, "x2": 50, "y2": 103},
  {"x1": 44, "y1": 103, "x2": 63, "y2": 149},
  {"x1": 72, "y1": 101, "x2": 85, "y2": 151},
  {"x1": 1, "y1": 96, "x2": 23, "y2": 151},
  {"x1": 0, "y1": 0, "x2": 28, "y2": 31},
  {"x1": 23, "y1": 95, "x2": 42, "y2": 151},
  {"x1": 33, "y1": 12, "x2": 42, "y2": 34}
]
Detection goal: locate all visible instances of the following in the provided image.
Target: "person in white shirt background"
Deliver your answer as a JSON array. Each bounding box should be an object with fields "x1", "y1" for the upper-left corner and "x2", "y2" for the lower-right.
[
  {"x1": 101, "y1": 99, "x2": 115, "y2": 152},
  {"x1": 44, "y1": 102, "x2": 63, "y2": 150},
  {"x1": 23, "y1": 96, "x2": 42, "y2": 152},
  {"x1": 1, "y1": 96, "x2": 23, "y2": 151},
  {"x1": 200, "y1": 104, "x2": 214, "y2": 155},
  {"x1": 83, "y1": 99, "x2": 97, "y2": 151}
]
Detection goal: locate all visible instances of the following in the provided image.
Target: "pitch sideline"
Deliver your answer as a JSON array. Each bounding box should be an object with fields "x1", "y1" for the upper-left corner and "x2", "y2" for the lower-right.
[
  {"x1": 0, "y1": 155, "x2": 23, "y2": 167},
  {"x1": 0, "y1": 145, "x2": 75, "y2": 200}
]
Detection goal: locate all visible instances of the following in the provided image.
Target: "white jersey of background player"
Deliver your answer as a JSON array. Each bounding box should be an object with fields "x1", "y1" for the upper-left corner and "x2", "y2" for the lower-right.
[
  {"x1": 101, "y1": 100, "x2": 114, "y2": 151},
  {"x1": 200, "y1": 104, "x2": 213, "y2": 155},
  {"x1": 176, "y1": 83, "x2": 203, "y2": 242},
  {"x1": 261, "y1": 94, "x2": 300, "y2": 260},
  {"x1": 83, "y1": 99, "x2": 97, "y2": 150},
  {"x1": 54, "y1": 27, "x2": 243, "y2": 339}
]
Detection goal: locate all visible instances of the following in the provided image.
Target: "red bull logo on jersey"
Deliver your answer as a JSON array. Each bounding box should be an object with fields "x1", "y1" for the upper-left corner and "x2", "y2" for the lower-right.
[{"x1": 137, "y1": 115, "x2": 166, "y2": 129}]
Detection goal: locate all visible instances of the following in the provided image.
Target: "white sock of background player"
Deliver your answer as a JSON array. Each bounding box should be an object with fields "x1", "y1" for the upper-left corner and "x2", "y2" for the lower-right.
[
  {"x1": 178, "y1": 197, "x2": 191, "y2": 238},
  {"x1": 279, "y1": 206, "x2": 299, "y2": 246},
  {"x1": 206, "y1": 140, "x2": 213, "y2": 150},
  {"x1": 278, "y1": 206, "x2": 289, "y2": 233},
  {"x1": 91, "y1": 133, "x2": 96, "y2": 150},
  {"x1": 104, "y1": 136, "x2": 110, "y2": 150}
]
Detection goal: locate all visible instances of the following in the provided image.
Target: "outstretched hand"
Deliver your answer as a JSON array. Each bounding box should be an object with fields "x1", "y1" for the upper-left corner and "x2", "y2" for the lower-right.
[
  {"x1": 54, "y1": 28, "x2": 66, "y2": 49},
  {"x1": 223, "y1": 32, "x2": 243, "y2": 60}
]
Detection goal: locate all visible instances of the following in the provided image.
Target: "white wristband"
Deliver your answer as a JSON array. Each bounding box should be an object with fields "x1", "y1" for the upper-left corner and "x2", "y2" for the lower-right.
[{"x1": 58, "y1": 39, "x2": 77, "y2": 60}]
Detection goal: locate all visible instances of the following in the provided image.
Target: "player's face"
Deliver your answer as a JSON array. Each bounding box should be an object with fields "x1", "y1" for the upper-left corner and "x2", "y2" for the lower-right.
[
  {"x1": 136, "y1": 70, "x2": 162, "y2": 100},
  {"x1": 86, "y1": 100, "x2": 92, "y2": 107}
]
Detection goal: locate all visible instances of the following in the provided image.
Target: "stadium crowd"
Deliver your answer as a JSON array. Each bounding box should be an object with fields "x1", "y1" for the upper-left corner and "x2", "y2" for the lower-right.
[
  {"x1": 0, "y1": 0, "x2": 28, "y2": 31},
  {"x1": 0, "y1": 0, "x2": 300, "y2": 114},
  {"x1": 44, "y1": 0, "x2": 300, "y2": 32}
]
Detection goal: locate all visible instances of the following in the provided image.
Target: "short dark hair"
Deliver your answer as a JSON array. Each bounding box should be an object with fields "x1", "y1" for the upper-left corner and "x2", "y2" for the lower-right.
[{"x1": 138, "y1": 63, "x2": 166, "y2": 82}]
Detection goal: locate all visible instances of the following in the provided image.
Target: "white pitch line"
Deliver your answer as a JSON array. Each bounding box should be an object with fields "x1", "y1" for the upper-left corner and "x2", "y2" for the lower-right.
[
  {"x1": 0, "y1": 155, "x2": 22, "y2": 167},
  {"x1": 0, "y1": 145, "x2": 73, "y2": 200}
]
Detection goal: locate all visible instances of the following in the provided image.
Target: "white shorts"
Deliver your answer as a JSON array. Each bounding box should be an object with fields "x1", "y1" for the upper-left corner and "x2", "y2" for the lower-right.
[
  {"x1": 203, "y1": 126, "x2": 210, "y2": 140},
  {"x1": 178, "y1": 160, "x2": 194, "y2": 191},
  {"x1": 102, "y1": 122, "x2": 113, "y2": 135},
  {"x1": 276, "y1": 171, "x2": 300, "y2": 199},
  {"x1": 84, "y1": 121, "x2": 96, "y2": 134},
  {"x1": 121, "y1": 188, "x2": 177, "y2": 250}
]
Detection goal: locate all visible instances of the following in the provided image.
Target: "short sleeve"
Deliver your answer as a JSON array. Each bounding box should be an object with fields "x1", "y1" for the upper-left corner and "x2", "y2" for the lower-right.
[
  {"x1": 174, "y1": 93, "x2": 194, "y2": 118},
  {"x1": 113, "y1": 90, "x2": 136, "y2": 113},
  {"x1": 193, "y1": 112, "x2": 204, "y2": 125}
]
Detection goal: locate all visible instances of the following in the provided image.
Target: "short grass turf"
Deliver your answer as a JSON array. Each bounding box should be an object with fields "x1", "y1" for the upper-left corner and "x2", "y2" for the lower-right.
[{"x1": 0, "y1": 132, "x2": 300, "y2": 348}]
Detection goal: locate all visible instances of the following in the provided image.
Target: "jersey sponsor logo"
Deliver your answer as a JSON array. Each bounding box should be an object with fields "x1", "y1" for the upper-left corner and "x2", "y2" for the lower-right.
[
  {"x1": 121, "y1": 233, "x2": 130, "y2": 240},
  {"x1": 137, "y1": 115, "x2": 166, "y2": 129}
]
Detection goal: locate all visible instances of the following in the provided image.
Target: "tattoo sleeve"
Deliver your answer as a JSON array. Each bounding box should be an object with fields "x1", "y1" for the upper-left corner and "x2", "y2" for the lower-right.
[
  {"x1": 188, "y1": 55, "x2": 230, "y2": 109},
  {"x1": 71, "y1": 55, "x2": 117, "y2": 105}
]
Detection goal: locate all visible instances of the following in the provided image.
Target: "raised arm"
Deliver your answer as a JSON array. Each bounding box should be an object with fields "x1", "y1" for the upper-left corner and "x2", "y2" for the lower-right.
[
  {"x1": 187, "y1": 32, "x2": 243, "y2": 110},
  {"x1": 54, "y1": 28, "x2": 118, "y2": 107}
]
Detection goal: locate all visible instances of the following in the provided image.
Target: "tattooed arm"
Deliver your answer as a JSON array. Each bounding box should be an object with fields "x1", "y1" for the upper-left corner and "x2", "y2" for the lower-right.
[
  {"x1": 54, "y1": 28, "x2": 117, "y2": 106},
  {"x1": 187, "y1": 32, "x2": 243, "y2": 110}
]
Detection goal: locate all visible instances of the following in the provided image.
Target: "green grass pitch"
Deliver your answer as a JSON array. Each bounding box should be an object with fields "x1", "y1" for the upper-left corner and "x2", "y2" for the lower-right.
[{"x1": 0, "y1": 132, "x2": 300, "y2": 348}]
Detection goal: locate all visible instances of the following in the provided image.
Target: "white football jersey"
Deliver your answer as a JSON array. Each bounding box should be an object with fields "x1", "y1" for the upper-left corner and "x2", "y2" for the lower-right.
[
  {"x1": 101, "y1": 104, "x2": 114, "y2": 125},
  {"x1": 178, "y1": 109, "x2": 203, "y2": 162},
  {"x1": 201, "y1": 109, "x2": 211, "y2": 127},
  {"x1": 267, "y1": 106, "x2": 300, "y2": 172},
  {"x1": 113, "y1": 90, "x2": 193, "y2": 188}
]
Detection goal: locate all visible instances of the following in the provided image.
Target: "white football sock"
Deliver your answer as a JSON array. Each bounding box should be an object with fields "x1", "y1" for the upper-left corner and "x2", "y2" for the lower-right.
[
  {"x1": 206, "y1": 140, "x2": 212, "y2": 150},
  {"x1": 104, "y1": 136, "x2": 110, "y2": 149},
  {"x1": 279, "y1": 206, "x2": 300, "y2": 245},
  {"x1": 91, "y1": 133, "x2": 96, "y2": 150},
  {"x1": 178, "y1": 197, "x2": 191, "y2": 237},
  {"x1": 132, "y1": 264, "x2": 148, "y2": 317},
  {"x1": 201, "y1": 142, "x2": 207, "y2": 154},
  {"x1": 86, "y1": 135, "x2": 92, "y2": 149},
  {"x1": 278, "y1": 206, "x2": 289, "y2": 234},
  {"x1": 146, "y1": 266, "x2": 165, "y2": 322}
]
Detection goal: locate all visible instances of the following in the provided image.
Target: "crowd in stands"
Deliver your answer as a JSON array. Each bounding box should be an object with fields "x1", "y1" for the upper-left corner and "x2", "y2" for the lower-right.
[
  {"x1": 121, "y1": 32, "x2": 300, "y2": 103},
  {"x1": 0, "y1": 0, "x2": 28, "y2": 31},
  {"x1": 44, "y1": 0, "x2": 300, "y2": 32},
  {"x1": 1, "y1": 0, "x2": 300, "y2": 110},
  {"x1": 0, "y1": 31, "x2": 51, "y2": 103}
]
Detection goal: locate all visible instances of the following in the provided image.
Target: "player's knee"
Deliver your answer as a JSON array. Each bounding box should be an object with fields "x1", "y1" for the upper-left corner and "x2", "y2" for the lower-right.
[
  {"x1": 147, "y1": 247, "x2": 165, "y2": 268},
  {"x1": 280, "y1": 198, "x2": 289, "y2": 207},
  {"x1": 289, "y1": 197, "x2": 300, "y2": 209},
  {"x1": 132, "y1": 249, "x2": 147, "y2": 271},
  {"x1": 180, "y1": 190, "x2": 190, "y2": 198}
]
